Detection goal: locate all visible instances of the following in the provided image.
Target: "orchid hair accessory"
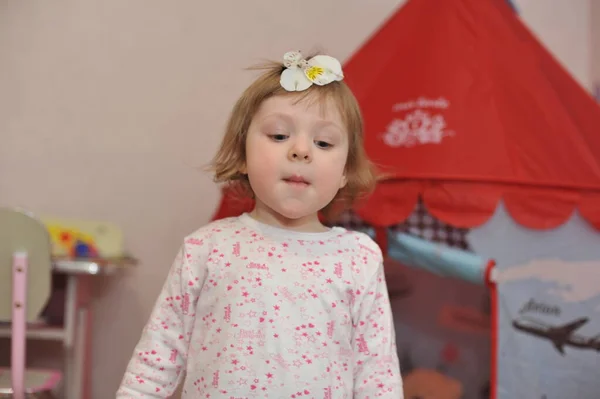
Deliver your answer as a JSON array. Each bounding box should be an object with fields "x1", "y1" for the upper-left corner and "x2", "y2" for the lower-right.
[{"x1": 279, "y1": 51, "x2": 344, "y2": 92}]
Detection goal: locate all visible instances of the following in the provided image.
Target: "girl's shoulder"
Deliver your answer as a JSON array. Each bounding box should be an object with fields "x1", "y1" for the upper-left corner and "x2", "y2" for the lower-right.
[
  {"x1": 182, "y1": 215, "x2": 244, "y2": 244},
  {"x1": 335, "y1": 228, "x2": 383, "y2": 263}
]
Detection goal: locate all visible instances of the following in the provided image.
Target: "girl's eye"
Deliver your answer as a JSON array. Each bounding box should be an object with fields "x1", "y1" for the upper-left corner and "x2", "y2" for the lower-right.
[
  {"x1": 315, "y1": 140, "x2": 332, "y2": 149},
  {"x1": 269, "y1": 134, "x2": 288, "y2": 142}
]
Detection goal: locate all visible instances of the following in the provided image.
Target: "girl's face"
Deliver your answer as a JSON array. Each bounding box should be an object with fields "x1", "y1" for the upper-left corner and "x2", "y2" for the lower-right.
[{"x1": 243, "y1": 93, "x2": 349, "y2": 231}]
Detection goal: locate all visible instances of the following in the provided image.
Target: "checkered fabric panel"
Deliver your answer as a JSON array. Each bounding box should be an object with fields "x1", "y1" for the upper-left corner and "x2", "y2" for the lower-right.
[
  {"x1": 329, "y1": 209, "x2": 370, "y2": 232},
  {"x1": 391, "y1": 199, "x2": 472, "y2": 250},
  {"x1": 330, "y1": 199, "x2": 472, "y2": 251}
]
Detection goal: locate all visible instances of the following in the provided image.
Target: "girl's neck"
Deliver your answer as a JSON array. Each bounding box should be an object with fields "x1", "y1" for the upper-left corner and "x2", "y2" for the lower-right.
[{"x1": 249, "y1": 203, "x2": 328, "y2": 233}]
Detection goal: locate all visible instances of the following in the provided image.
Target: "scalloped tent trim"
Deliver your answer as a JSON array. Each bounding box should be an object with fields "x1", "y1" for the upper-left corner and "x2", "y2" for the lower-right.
[
  {"x1": 212, "y1": 184, "x2": 600, "y2": 232},
  {"x1": 355, "y1": 181, "x2": 600, "y2": 231}
]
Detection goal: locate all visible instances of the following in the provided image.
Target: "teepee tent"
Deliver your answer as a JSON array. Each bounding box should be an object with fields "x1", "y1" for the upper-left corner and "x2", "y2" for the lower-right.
[{"x1": 344, "y1": 0, "x2": 600, "y2": 231}]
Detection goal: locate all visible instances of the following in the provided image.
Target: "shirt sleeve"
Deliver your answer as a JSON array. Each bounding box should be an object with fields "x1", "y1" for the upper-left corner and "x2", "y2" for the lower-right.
[
  {"x1": 352, "y1": 261, "x2": 404, "y2": 398},
  {"x1": 116, "y1": 241, "x2": 206, "y2": 398}
]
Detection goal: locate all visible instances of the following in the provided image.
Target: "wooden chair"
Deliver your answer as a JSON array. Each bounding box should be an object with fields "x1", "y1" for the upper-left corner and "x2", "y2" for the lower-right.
[{"x1": 0, "y1": 208, "x2": 62, "y2": 398}]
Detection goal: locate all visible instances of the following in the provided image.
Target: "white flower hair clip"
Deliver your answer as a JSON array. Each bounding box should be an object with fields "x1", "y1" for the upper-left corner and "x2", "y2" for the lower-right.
[{"x1": 280, "y1": 51, "x2": 344, "y2": 92}]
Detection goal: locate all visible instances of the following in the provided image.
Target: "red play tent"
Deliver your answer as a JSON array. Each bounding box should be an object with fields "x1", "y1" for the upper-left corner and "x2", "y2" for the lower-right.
[{"x1": 343, "y1": 0, "x2": 600, "y2": 232}]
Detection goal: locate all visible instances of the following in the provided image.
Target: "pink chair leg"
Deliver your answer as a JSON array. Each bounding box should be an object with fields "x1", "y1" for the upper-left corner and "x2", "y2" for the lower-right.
[
  {"x1": 84, "y1": 307, "x2": 93, "y2": 399},
  {"x1": 12, "y1": 252, "x2": 28, "y2": 399}
]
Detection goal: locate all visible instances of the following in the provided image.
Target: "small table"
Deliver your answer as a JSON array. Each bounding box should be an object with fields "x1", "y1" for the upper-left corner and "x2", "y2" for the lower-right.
[{"x1": 0, "y1": 256, "x2": 137, "y2": 399}]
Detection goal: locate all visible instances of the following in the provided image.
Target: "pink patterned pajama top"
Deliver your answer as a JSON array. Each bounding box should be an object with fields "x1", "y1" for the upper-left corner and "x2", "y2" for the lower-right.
[{"x1": 117, "y1": 213, "x2": 402, "y2": 398}]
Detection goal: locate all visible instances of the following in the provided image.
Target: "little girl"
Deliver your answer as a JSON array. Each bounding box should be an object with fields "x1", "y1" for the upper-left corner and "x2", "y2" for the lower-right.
[{"x1": 117, "y1": 50, "x2": 403, "y2": 398}]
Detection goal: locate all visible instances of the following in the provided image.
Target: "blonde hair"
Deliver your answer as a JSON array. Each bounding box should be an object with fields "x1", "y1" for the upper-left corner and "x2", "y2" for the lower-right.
[{"x1": 210, "y1": 55, "x2": 377, "y2": 217}]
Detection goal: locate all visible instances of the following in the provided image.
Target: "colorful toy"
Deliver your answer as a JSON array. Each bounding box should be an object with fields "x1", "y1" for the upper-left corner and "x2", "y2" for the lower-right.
[
  {"x1": 42, "y1": 217, "x2": 124, "y2": 259},
  {"x1": 45, "y1": 224, "x2": 99, "y2": 258}
]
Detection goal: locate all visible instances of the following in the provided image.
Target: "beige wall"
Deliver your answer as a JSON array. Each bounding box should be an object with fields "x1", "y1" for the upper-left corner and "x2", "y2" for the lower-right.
[
  {"x1": 0, "y1": 0, "x2": 592, "y2": 398},
  {"x1": 517, "y1": 0, "x2": 591, "y2": 89},
  {"x1": 591, "y1": 0, "x2": 600, "y2": 88}
]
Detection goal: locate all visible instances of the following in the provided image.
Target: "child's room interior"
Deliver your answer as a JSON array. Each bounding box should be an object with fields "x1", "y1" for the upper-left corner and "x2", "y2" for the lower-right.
[{"x1": 2, "y1": 0, "x2": 600, "y2": 398}]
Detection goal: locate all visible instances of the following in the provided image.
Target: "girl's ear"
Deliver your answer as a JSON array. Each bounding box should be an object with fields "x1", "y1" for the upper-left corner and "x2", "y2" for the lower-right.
[{"x1": 339, "y1": 174, "x2": 347, "y2": 189}]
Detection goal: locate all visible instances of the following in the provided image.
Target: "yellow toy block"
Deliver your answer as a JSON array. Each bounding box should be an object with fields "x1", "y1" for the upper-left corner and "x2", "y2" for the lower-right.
[{"x1": 41, "y1": 217, "x2": 125, "y2": 259}]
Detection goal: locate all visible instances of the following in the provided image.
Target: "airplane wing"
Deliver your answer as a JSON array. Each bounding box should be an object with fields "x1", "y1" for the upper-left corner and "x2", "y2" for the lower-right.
[{"x1": 553, "y1": 318, "x2": 589, "y2": 335}]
